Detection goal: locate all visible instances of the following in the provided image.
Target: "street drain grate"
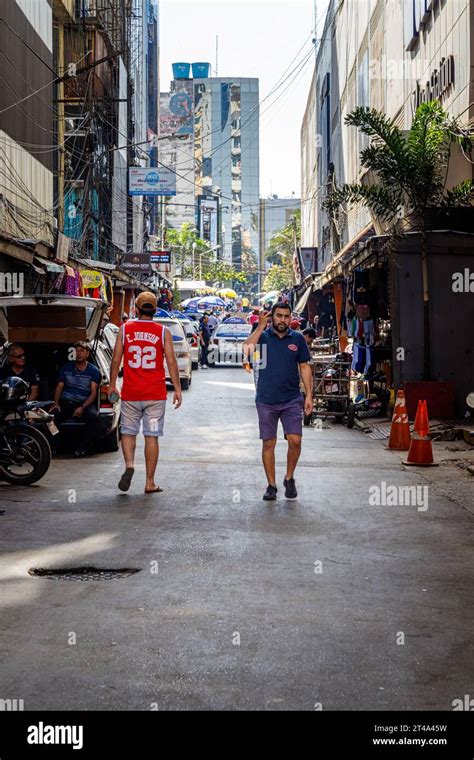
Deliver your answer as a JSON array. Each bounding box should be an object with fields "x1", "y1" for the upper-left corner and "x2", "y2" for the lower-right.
[{"x1": 28, "y1": 566, "x2": 141, "y2": 581}]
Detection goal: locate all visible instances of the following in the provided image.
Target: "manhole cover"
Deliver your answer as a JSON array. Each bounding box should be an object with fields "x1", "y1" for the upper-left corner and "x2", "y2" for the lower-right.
[{"x1": 29, "y1": 566, "x2": 140, "y2": 581}]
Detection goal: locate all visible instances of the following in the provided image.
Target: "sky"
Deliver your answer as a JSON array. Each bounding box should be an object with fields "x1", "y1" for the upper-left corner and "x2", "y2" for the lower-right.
[{"x1": 159, "y1": 0, "x2": 330, "y2": 200}]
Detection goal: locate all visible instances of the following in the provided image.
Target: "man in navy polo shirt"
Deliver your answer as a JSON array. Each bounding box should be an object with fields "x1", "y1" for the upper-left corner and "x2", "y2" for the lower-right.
[{"x1": 243, "y1": 302, "x2": 313, "y2": 501}]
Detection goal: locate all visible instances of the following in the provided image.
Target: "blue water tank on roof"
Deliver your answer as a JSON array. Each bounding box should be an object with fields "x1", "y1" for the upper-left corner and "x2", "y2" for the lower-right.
[
  {"x1": 192, "y1": 62, "x2": 211, "y2": 78},
  {"x1": 172, "y1": 62, "x2": 191, "y2": 79}
]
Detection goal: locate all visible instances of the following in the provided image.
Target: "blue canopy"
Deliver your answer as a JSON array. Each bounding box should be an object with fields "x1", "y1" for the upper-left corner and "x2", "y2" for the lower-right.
[
  {"x1": 154, "y1": 308, "x2": 172, "y2": 318},
  {"x1": 170, "y1": 311, "x2": 190, "y2": 319},
  {"x1": 197, "y1": 296, "x2": 226, "y2": 308}
]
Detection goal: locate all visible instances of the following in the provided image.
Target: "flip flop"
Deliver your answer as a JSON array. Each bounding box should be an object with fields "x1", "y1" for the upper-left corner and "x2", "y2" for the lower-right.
[
  {"x1": 118, "y1": 467, "x2": 135, "y2": 492},
  {"x1": 144, "y1": 486, "x2": 163, "y2": 494}
]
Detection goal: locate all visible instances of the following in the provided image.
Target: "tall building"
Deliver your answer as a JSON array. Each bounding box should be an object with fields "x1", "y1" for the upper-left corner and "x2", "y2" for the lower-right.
[
  {"x1": 299, "y1": 0, "x2": 474, "y2": 413},
  {"x1": 301, "y1": 0, "x2": 474, "y2": 268},
  {"x1": 52, "y1": 0, "x2": 150, "y2": 263},
  {"x1": 146, "y1": 0, "x2": 160, "y2": 236},
  {"x1": 160, "y1": 69, "x2": 260, "y2": 270}
]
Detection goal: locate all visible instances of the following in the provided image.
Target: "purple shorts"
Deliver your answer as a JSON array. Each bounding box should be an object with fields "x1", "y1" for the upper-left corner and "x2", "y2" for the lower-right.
[{"x1": 256, "y1": 396, "x2": 304, "y2": 440}]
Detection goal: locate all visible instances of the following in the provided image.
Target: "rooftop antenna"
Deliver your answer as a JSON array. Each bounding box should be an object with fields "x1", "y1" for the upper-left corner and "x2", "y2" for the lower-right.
[{"x1": 215, "y1": 35, "x2": 219, "y2": 76}]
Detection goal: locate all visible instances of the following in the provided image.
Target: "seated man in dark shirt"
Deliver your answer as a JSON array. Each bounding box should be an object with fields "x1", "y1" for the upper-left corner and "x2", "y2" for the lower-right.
[
  {"x1": 0, "y1": 344, "x2": 40, "y2": 400},
  {"x1": 50, "y1": 342, "x2": 100, "y2": 457}
]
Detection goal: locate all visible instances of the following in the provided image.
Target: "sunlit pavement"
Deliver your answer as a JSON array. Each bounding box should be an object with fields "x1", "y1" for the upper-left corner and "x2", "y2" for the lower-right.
[{"x1": 1, "y1": 367, "x2": 473, "y2": 711}]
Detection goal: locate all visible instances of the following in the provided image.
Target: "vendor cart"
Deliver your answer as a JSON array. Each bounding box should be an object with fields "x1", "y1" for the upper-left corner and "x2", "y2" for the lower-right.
[{"x1": 305, "y1": 353, "x2": 352, "y2": 426}]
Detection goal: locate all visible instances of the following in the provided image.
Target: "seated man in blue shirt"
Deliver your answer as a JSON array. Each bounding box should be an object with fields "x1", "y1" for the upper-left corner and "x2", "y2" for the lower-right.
[
  {"x1": 50, "y1": 342, "x2": 100, "y2": 457},
  {"x1": 243, "y1": 303, "x2": 313, "y2": 501}
]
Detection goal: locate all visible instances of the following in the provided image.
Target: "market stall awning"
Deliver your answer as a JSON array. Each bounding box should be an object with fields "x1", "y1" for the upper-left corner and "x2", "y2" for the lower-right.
[
  {"x1": 315, "y1": 223, "x2": 375, "y2": 288},
  {"x1": 34, "y1": 256, "x2": 64, "y2": 273},
  {"x1": 294, "y1": 286, "x2": 312, "y2": 314}
]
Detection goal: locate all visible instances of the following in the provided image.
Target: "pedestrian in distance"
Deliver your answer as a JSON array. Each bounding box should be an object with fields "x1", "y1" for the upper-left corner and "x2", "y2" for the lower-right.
[
  {"x1": 207, "y1": 311, "x2": 218, "y2": 330},
  {"x1": 199, "y1": 314, "x2": 212, "y2": 369},
  {"x1": 302, "y1": 327, "x2": 317, "y2": 348},
  {"x1": 243, "y1": 302, "x2": 314, "y2": 501},
  {"x1": 109, "y1": 291, "x2": 182, "y2": 494}
]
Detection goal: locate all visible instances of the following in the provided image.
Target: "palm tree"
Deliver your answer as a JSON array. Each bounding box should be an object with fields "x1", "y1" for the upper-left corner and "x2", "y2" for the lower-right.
[
  {"x1": 325, "y1": 102, "x2": 474, "y2": 380},
  {"x1": 266, "y1": 209, "x2": 301, "y2": 266},
  {"x1": 264, "y1": 209, "x2": 301, "y2": 289},
  {"x1": 165, "y1": 223, "x2": 215, "y2": 280}
]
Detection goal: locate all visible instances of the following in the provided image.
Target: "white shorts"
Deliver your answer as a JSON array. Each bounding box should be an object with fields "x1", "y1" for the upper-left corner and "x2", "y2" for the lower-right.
[{"x1": 120, "y1": 400, "x2": 166, "y2": 437}]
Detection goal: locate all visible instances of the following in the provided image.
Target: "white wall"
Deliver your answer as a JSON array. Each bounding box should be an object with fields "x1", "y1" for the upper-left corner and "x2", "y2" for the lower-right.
[
  {"x1": 0, "y1": 131, "x2": 53, "y2": 243},
  {"x1": 15, "y1": 0, "x2": 52, "y2": 51}
]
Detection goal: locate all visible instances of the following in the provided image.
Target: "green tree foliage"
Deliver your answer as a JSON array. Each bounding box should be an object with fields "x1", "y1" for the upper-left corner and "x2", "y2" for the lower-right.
[
  {"x1": 263, "y1": 263, "x2": 294, "y2": 292},
  {"x1": 166, "y1": 224, "x2": 212, "y2": 280},
  {"x1": 325, "y1": 102, "x2": 474, "y2": 224},
  {"x1": 202, "y1": 260, "x2": 248, "y2": 285},
  {"x1": 263, "y1": 209, "x2": 301, "y2": 290}
]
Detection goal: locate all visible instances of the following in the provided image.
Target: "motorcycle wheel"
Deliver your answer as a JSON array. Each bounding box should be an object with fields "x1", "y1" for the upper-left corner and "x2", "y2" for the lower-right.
[{"x1": 0, "y1": 424, "x2": 52, "y2": 485}]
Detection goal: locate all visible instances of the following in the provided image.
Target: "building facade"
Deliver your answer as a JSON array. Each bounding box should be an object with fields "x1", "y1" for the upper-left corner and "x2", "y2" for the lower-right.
[
  {"x1": 146, "y1": 0, "x2": 160, "y2": 236},
  {"x1": 302, "y1": 0, "x2": 474, "y2": 264},
  {"x1": 299, "y1": 0, "x2": 474, "y2": 413},
  {"x1": 160, "y1": 70, "x2": 260, "y2": 269},
  {"x1": 0, "y1": 0, "x2": 55, "y2": 244}
]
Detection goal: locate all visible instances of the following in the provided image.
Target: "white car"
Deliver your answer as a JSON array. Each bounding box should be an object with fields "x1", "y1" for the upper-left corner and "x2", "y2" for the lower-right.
[
  {"x1": 153, "y1": 317, "x2": 193, "y2": 390},
  {"x1": 208, "y1": 323, "x2": 252, "y2": 366},
  {"x1": 179, "y1": 318, "x2": 201, "y2": 370}
]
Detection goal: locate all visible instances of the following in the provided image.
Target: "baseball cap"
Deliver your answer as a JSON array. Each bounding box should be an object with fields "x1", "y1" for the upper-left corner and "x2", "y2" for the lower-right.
[
  {"x1": 74, "y1": 341, "x2": 90, "y2": 350},
  {"x1": 136, "y1": 291, "x2": 158, "y2": 310}
]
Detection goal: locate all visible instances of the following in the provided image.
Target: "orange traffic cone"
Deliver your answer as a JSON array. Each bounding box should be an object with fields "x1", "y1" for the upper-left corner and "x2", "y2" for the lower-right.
[
  {"x1": 387, "y1": 389, "x2": 411, "y2": 451},
  {"x1": 403, "y1": 400, "x2": 438, "y2": 467}
]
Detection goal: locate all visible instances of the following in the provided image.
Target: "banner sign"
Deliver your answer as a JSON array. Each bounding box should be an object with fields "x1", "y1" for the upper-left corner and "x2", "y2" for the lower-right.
[
  {"x1": 150, "y1": 251, "x2": 171, "y2": 265},
  {"x1": 121, "y1": 254, "x2": 151, "y2": 272},
  {"x1": 128, "y1": 168, "x2": 176, "y2": 196}
]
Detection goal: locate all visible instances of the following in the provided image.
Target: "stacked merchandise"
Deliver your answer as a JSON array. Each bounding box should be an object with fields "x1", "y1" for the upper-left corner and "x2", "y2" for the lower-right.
[{"x1": 338, "y1": 267, "x2": 391, "y2": 383}]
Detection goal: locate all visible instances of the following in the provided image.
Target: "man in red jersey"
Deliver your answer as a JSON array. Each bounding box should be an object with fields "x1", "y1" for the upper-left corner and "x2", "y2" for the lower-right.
[{"x1": 109, "y1": 291, "x2": 182, "y2": 494}]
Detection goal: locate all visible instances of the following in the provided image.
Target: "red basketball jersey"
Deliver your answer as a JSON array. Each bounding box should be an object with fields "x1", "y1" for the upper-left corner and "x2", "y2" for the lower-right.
[{"x1": 121, "y1": 319, "x2": 167, "y2": 401}]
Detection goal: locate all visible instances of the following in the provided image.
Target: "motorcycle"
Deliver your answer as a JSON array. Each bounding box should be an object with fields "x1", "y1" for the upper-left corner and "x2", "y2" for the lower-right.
[{"x1": 0, "y1": 377, "x2": 53, "y2": 485}]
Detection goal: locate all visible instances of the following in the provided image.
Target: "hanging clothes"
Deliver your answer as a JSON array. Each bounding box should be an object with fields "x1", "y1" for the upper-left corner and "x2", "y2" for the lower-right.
[
  {"x1": 353, "y1": 268, "x2": 370, "y2": 304},
  {"x1": 64, "y1": 266, "x2": 79, "y2": 296},
  {"x1": 364, "y1": 320, "x2": 375, "y2": 347}
]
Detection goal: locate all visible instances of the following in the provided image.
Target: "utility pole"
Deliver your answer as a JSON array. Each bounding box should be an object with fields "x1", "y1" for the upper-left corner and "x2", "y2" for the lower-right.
[{"x1": 57, "y1": 22, "x2": 65, "y2": 231}]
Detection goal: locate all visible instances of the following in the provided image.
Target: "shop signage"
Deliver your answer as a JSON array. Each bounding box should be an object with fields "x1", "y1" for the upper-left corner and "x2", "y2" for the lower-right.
[
  {"x1": 121, "y1": 253, "x2": 151, "y2": 272},
  {"x1": 413, "y1": 55, "x2": 454, "y2": 109},
  {"x1": 300, "y1": 247, "x2": 317, "y2": 277},
  {"x1": 405, "y1": 0, "x2": 441, "y2": 51},
  {"x1": 150, "y1": 251, "x2": 171, "y2": 265},
  {"x1": 128, "y1": 167, "x2": 176, "y2": 196}
]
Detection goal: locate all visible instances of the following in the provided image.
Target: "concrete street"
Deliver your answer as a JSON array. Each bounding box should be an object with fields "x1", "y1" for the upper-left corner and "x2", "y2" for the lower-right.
[{"x1": 0, "y1": 367, "x2": 473, "y2": 711}]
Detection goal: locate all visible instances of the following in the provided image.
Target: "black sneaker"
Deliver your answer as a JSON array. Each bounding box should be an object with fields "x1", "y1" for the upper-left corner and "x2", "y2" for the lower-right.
[
  {"x1": 263, "y1": 485, "x2": 278, "y2": 501},
  {"x1": 283, "y1": 478, "x2": 298, "y2": 500}
]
